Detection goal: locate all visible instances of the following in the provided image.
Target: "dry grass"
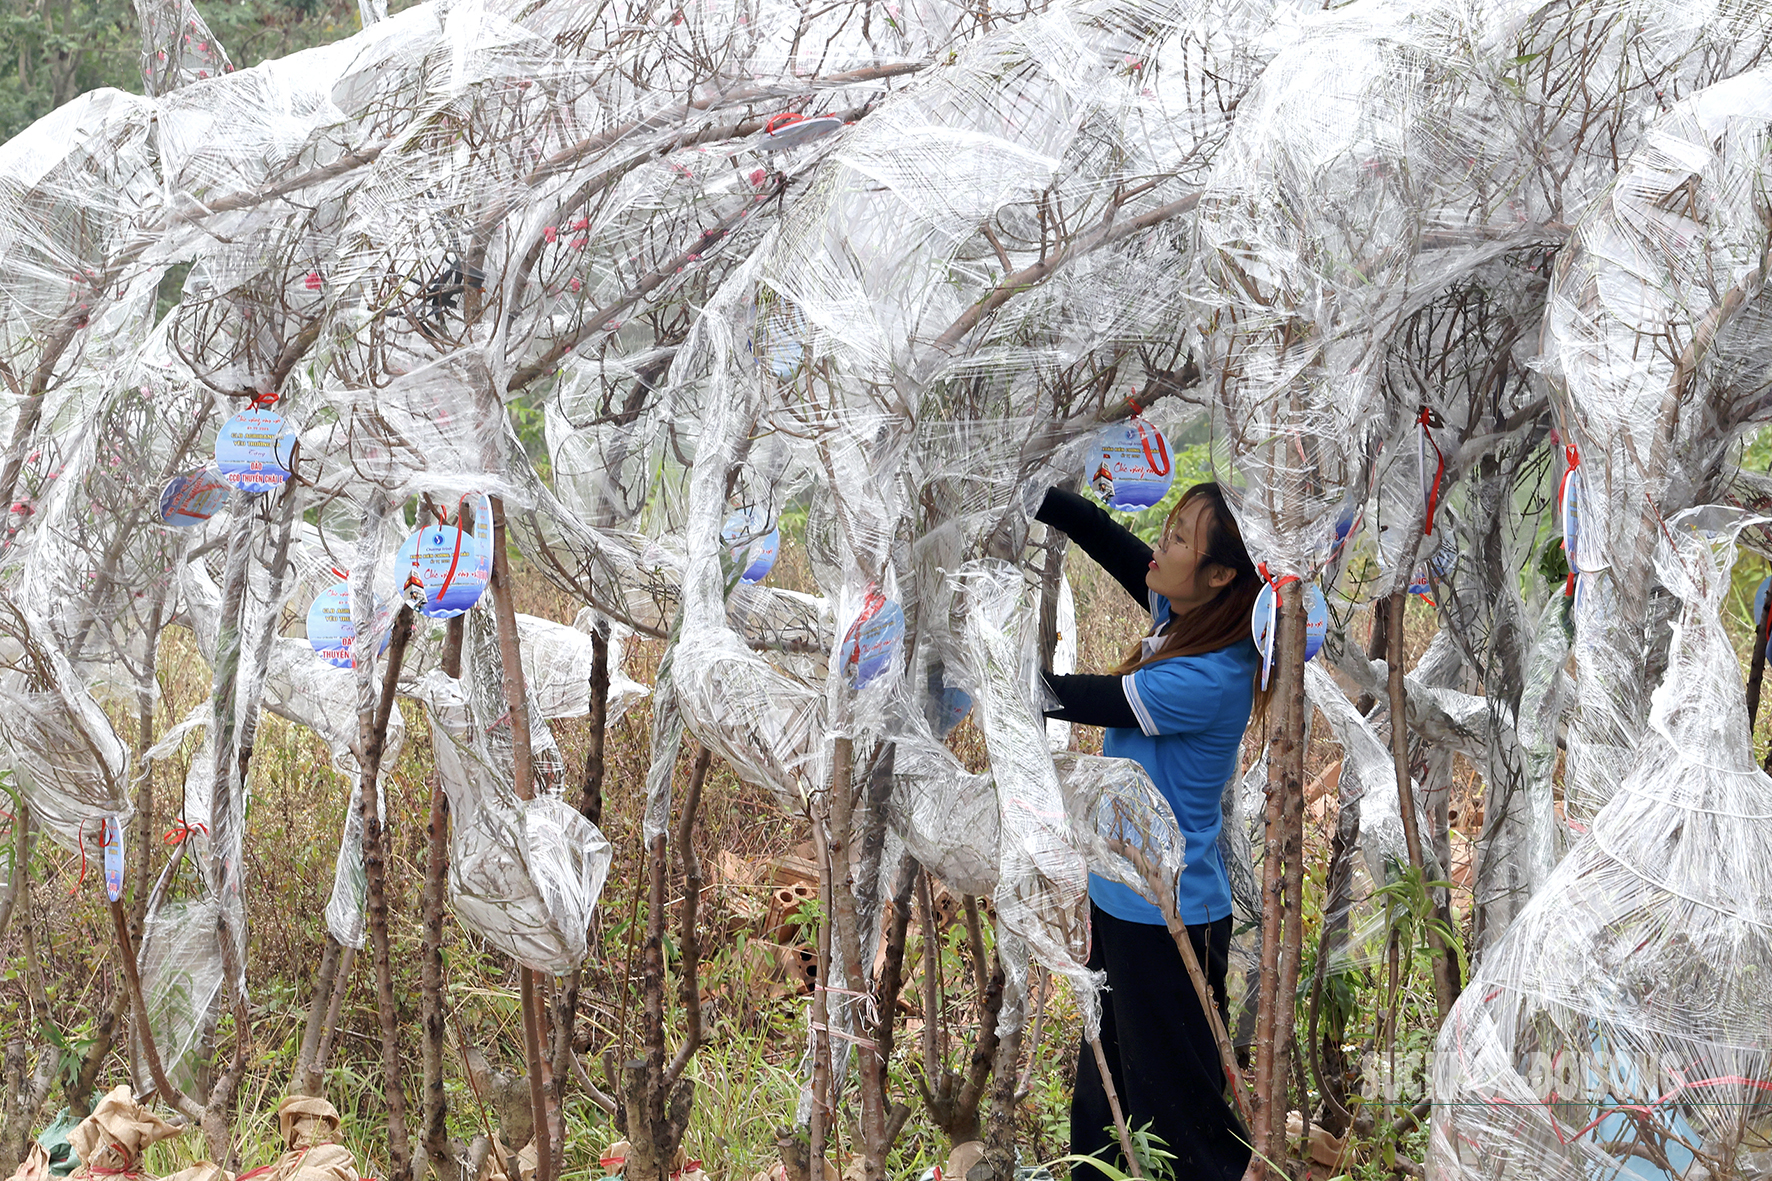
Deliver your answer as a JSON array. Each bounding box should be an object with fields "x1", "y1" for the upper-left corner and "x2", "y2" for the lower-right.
[{"x1": 1, "y1": 553, "x2": 1453, "y2": 1181}]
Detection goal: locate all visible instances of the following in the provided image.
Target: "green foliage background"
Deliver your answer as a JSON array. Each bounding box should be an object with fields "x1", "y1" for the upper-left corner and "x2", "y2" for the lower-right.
[{"x1": 0, "y1": 0, "x2": 406, "y2": 142}]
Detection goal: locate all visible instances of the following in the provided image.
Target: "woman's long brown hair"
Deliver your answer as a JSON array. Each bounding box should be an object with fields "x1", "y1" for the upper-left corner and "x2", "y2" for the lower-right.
[{"x1": 1110, "y1": 482, "x2": 1273, "y2": 724}]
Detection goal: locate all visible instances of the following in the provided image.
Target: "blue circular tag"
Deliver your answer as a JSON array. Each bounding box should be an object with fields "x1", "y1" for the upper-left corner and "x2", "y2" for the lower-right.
[
  {"x1": 415, "y1": 525, "x2": 490, "y2": 618},
  {"x1": 1408, "y1": 537, "x2": 1458, "y2": 596},
  {"x1": 1087, "y1": 418, "x2": 1174, "y2": 512},
  {"x1": 1250, "y1": 580, "x2": 1328, "y2": 688},
  {"x1": 158, "y1": 467, "x2": 230, "y2": 527},
  {"x1": 1561, "y1": 467, "x2": 1582, "y2": 571},
  {"x1": 102, "y1": 816, "x2": 124, "y2": 902},
  {"x1": 842, "y1": 592, "x2": 905, "y2": 690},
  {"x1": 215, "y1": 409, "x2": 296, "y2": 494},
  {"x1": 1755, "y1": 578, "x2": 1771, "y2": 654},
  {"x1": 721, "y1": 509, "x2": 780, "y2": 584}
]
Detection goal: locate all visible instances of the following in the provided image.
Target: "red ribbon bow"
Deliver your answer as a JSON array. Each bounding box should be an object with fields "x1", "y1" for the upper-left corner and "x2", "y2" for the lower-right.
[{"x1": 162, "y1": 819, "x2": 209, "y2": 845}]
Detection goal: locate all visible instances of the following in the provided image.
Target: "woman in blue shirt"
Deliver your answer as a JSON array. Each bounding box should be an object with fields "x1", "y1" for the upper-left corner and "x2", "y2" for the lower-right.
[{"x1": 1035, "y1": 482, "x2": 1266, "y2": 1181}]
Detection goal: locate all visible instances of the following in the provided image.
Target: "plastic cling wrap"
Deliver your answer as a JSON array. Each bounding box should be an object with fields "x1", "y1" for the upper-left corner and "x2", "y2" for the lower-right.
[
  {"x1": 1432, "y1": 507, "x2": 1772, "y2": 1180},
  {"x1": 412, "y1": 609, "x2": 612, "y2": 975},
  {"x1": 950, "y1": 559, "x2": 1098, "y2": 1038}
]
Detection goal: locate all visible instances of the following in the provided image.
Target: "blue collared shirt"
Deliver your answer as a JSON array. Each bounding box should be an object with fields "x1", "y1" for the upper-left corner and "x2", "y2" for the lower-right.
[{"x1": 1091, "y1": 593, "x2": 1260, "y2": 926}]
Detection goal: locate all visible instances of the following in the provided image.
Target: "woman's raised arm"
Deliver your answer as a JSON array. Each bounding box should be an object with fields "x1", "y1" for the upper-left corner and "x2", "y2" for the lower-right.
[{"x1": 1034, "y1": 487, "x2": 1154, "y2": 609}]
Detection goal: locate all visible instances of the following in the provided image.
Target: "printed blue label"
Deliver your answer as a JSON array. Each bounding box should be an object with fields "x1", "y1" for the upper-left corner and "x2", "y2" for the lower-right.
[
  {"x1": 307, "y1": 583, "x2": 357, "y2": 668},
  {"x1": 415, "y1": 524, "x2": 490, "y2": 618},
  {"x1": 842, "y1": 590, "x2": 905, "y2": 690},
  {"x1": 158, "y1": 467, "x2": 230, "y2": 527},
  {"x1": 1250, "y1": 581, "x2": 1328, "y2": 689},
  {"x1": 1087, "y1": 418, "x2": 1174, "y2": 512},
  {"x1": 721, "y1": 509, "x2": 779, "y2": 584},
  {"x1": 215, "y1": 409, "x2": 295, "y2": 494},
  {"x1": 103, "y1": 816, "x2": 124, "y2": 902}
]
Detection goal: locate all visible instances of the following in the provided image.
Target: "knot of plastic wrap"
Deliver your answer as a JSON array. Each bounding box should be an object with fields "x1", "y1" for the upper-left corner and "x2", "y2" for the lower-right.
[
  {"x1": 162, "y1": 819, "x2": 208, "y2": 845},
  {"x1": 1416, "y1": 405, "x2": 1445, "y2": 537}
]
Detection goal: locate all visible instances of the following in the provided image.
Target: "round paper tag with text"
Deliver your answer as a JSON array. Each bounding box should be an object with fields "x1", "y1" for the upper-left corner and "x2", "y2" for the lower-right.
[
  {"x1": 215, "y1": 409, "x2": 296, "y2": 494},
  {"x1": 308, "y1": 582, "x2": 360, "y2": 668},
  {"x1": 158, "y1": 467, "x2": 231, "y2": 527},
  {"x1": 414, "y1": 524, "x2": 490, "y2": 618},
  {"x1": 1087, "y1": 417, "x2": 1174, "y2": 512},
  {"x1": 721, "y1": 509, "x2": 780, "y2": 584}
]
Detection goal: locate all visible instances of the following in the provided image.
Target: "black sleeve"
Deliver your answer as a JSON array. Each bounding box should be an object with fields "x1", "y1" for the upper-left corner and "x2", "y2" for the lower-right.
[
  {"x1": 1034, "y1": 487, "x2": 1153, "y2": 609},
  {"x1": 1041, "y1": 671, "x2": 1139, "y2": 730}
]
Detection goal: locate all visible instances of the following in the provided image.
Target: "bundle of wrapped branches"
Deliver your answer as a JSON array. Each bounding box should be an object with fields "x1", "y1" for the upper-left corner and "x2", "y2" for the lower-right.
[
  {"x1": 235, "y1": 1099, "x2": 357, "y2": 1181},
  {"x1": 2, "y1": 1087, "x2": 227, "y2": 1181}
]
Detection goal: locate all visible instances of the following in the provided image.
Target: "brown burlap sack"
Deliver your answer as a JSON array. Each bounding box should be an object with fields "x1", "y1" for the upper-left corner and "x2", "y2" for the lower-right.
[
  {"x1": 160, "y1": 1164, "x2": 231, "y2": 1181},
  {"x1": 259, "y1": 1098, "x2": 356, "y2": 1181},
  {"x1": 66, "y1": 1086, "x2": 180, "y2": 1178},
  {"x1": 4, "y1": 1142, "x2": 53, "y2": 1181}
]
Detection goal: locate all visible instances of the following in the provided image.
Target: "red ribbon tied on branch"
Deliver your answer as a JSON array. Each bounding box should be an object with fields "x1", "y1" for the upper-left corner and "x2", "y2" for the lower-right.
[
  {"x1": 1125, "y1": 396, "x2": 1171, "y2": 477},
  {"x1": 1417, "y1": 405, "x2": 1445, "y2": 536},
  {"x1": 162, "y1": 819, "x2": 209, "y2": 845},
  {"x1": 1254, "y1": 563, "x2": 1299, "y2": 693}
]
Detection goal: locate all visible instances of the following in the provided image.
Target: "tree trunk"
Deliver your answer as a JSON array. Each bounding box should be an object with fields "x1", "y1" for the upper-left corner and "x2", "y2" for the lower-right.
[
  {"x1": 579, "y1": 620, "x2": 609, "y2": 826},
  {"x1": 1385, "y1": 593, "x2": 1460, "y2": 1020},
  {"x1": 975, "y1": 977, "x2": 1025, "y2": 1181},
  {"x1": 358, "y1": 605, "x2": 417, "y2": 1180},
  {"x1": 1245, "y1": 581, "x2": 1308, "y2": 1180},
  {"x1": 296, "y1": 939, "x2": 344, "y2": 1097},
  {"x1": 414, "y1": 779, "x2": 452, "y2": 1180},
  {"x1": 486, "y1": 496, "x2": 553, "y2": 1181},
  {"x1": 616, "y1": 747, "x2": 711, "y2": 1181}
]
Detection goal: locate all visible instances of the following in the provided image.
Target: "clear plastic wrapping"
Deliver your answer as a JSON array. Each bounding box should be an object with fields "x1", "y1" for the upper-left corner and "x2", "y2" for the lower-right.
[
  {"x1": 1433, "y1": 505, "x2": 1772, "y2": 1179},
  {"x1": 0, "y1": 593, "x2": 131, "y2": 852},
  {"x1": 412, "y1": 608, "x2": 612, "y2": 975},
  {"x1": 950, "y1": 559, "x2": 1098, "y2": 1037},
  {"x1": 1543, "y1": 68, "x2": 1772, "y2": 823}
]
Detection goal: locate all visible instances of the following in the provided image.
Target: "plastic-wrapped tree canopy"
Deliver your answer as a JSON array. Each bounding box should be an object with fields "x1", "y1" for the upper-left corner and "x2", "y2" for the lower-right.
[
  {"x1": 1432, "y1": 504, "x2": 1772, "y2": 1179},
  {"x1": 1545, "y1": 68, "x2": 1772, "y2": 823}
]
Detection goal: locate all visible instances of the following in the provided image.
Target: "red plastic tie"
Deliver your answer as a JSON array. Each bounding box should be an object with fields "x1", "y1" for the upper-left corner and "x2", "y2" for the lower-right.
[
  {"x1": 71, "y1": 819, "x2": 87, "y2": 895},
  {"x1": 162, "y1": 820, "x2": 208, "y2": 845},
  {"x1": 764, "y1": 112, "x2": 804, "y2": 134},
  {"x1": 436, "y1": 521, "x2": 466, "y2": 601},
  {"x1": 847, "y1": 585, "x2": 887, "y2": 668},
  {"x1": 1257, "y1": 562, "x2": 1299, "y2": 592},
  {"x1": 248, "y1": 391, "x2": 279, "y2": 410},
  {"x1": 1124, "y1": 395, "x2": 1172, "y2": 477},
  {"x1": 1417, "y1": 405, "x2": 1445, "y2": 536},
  {"x1": 1557, "y1": 444, "x2": 1580, "y2": 518}
]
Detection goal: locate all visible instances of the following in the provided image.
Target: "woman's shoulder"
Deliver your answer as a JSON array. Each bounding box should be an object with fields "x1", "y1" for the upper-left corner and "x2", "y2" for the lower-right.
[{"x1": 1135, "y1": 638, "x2": 1259, "y2": 695}]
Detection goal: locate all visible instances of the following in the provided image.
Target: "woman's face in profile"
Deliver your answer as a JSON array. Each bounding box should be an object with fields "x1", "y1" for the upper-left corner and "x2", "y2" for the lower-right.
[{"x1": 1147, "y1": 496, "x2": 1233, "y2": 611}]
